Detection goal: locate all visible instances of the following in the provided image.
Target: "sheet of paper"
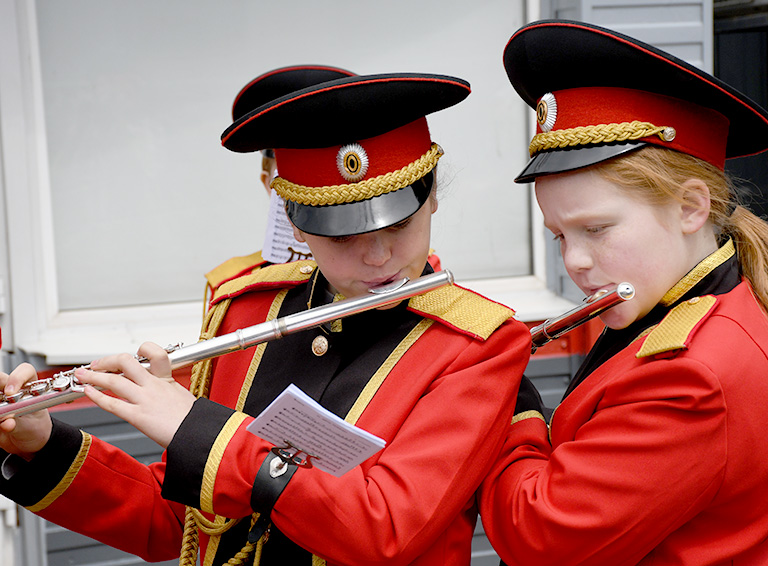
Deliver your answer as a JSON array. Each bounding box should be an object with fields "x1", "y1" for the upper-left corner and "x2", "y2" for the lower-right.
[
  {"x1": 262, "y1": 190, "x2": 312, "y2": 264},
  {"x1": 246, "y1": 383, "x2": 386, "y2": 477}
]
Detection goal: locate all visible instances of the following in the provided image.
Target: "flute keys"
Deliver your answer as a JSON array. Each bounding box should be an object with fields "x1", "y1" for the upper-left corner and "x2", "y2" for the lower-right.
[
  {"x1": 28, "y1": 380, "x2": 51, "y2": 396},
  {"x1": 4, "y1": 391, "x2": 25, "y2": 403},
  {"x1": 52, "y1": 374, "x2": 73, "y2": 391}
]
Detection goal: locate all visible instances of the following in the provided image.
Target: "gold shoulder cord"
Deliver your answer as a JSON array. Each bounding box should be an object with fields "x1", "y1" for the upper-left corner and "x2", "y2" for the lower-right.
[{"x1": 179, "y1": 290, "x2": 287, "y2": 566}]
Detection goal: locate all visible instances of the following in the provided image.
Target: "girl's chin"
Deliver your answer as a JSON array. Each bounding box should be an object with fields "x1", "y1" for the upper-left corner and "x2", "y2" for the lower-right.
[{"x1": 598, "y1": 310, "x2": 636, "y2": 331}]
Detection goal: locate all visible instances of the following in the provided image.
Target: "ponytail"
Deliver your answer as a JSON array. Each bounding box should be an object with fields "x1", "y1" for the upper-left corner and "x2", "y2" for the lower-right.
[{"x1": 725, "y1": 205, "x2": 768, "y2": 311}]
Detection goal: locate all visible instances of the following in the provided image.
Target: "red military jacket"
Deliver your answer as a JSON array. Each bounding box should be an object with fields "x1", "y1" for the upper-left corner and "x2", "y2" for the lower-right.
[
  {"x1": 479, "y1": 242, "x2": 768, "y2": 565},
  {"x1": 2, "y1": 260, "x2": 530, "y2": 566}
]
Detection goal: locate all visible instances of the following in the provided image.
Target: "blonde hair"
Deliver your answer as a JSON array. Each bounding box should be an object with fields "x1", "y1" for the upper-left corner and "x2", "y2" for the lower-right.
[{"x1": 594, "y1": 146, "x2": 768, "y2": 312}]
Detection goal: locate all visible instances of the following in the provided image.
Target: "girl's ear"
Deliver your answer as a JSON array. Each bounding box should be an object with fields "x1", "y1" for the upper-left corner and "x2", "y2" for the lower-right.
[
  {"x1": 292, "y1": 223, "x2": 306, "y2": 243},
  {"x1": 679, "y1": 179, "x2": 712, "y2": 234}
]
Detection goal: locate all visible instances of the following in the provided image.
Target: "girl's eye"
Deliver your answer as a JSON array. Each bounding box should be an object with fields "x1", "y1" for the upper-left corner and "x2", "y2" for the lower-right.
[
  {"x1": 389, "y1": 218, "x2": 411, "y2": 231},
  {"x1": 586, "y1": 225, "x2": 607, "y2": 234},
  {"x1": 330, "y1": 235, "x2": 353, "y2": 244}
]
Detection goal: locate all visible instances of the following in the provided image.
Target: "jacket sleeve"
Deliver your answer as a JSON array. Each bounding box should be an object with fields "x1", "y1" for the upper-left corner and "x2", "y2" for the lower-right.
[
  {"x1": 0, "y1": 418, "x2": 185, "y2": 562},
  {"x1": 163, "y1": 319, "x2": 531, "y2": 565},
  {"x1": 478, "y1": 357, "x2": 727, "y2": 566}
]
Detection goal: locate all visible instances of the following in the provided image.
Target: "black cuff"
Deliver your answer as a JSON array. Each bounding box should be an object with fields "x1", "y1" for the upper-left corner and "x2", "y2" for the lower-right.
[
  {"x1": 162, "y1": 398, "x2": 237, "y2": 507},
  {"x1": 247, "y1": 455, "x2": 298, "y2": 542},
  {"x1": 0, "y1": 419, "x2": 84, "y2": 507}
]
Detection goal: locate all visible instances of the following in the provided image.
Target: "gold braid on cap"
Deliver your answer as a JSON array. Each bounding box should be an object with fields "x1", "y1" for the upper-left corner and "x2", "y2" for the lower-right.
[
  {"x1": 272, "y1": 143, "x2": 443, "y2": 206},
  {"x1": 529, "y1": 121, "x2": 676, "y2": 156}
]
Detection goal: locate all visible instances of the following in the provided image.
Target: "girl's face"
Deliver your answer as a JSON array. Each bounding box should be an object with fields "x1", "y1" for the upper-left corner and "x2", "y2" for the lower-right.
[
  {"x1": 293, "y1": 195, "x2": 437, "y2": 303},
  {"x1": 535, "y1": 168, "x2": 715, "y2": 329}
]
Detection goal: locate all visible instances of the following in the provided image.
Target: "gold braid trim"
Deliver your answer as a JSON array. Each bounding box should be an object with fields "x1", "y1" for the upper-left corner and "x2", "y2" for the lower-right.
[
  {"x1": 529, "y1": 121, "x2": 671, "y2": 156},
  {"x1": 203, "y1": 280, "x2": 212, "y2": 320},
  {"x1": 272, "y1": 143, "x2": 443, "y2": 206},
  {"x1": 190, "y1": 296, "x2": 233, "y2": 398},
  {"x1": 346, "y1": 318, "x2": 433, "y2": 425},
  {"x1": 236, "y1": 289, "x2": 289, "y2": 412},
  {"x1": 200, "y1": 413, "x2": 250, "y2": 514},
  {"x1": 26, "y1": 432, "x2": 92, "y2": 513},
  {"x1": 660, "y1": 239, "x2": 735, "y2": 306},
  {"x1": 178, "y1": 508, "x2": 200, "y2": 566},
  {"x1": 211, "y1": 260, "x2": 316, "y2": 306},
  {"x1": 219, "y1": 515, "x2": 258, "y2": 566},
  {"x1": 511, "y1": 410, "x2": 546, "y2": 425}
]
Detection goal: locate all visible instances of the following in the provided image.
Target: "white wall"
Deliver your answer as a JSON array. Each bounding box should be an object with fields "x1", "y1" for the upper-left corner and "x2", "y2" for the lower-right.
[{"x1": 37, "y1": 0, "x2": 532, "y2": 312}]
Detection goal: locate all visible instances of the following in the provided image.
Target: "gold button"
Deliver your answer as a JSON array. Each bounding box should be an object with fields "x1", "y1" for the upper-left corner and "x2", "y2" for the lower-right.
[
  {"x1": 311, "y1": 335, "x2": 329, "y2": 356},
  {"x1": 661, "y1": 126, "x2": 677, "y2": 142},
  {"x1": 688, "y1": 297, "x2": 701, "y2": 304},
  {"x1": 300, "y1": 265, "x2": 313, "y2": 274}
]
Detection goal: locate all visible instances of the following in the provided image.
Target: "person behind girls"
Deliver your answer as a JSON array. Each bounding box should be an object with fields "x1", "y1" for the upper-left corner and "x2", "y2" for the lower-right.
[
  {"x1": 1, "y1": 72, "x2": 532, "y2": 566},
  {"x1": 479, "y1": 20, "x2": 768, "y2": 566},
  {"x1": 203, "y1": 64, "x2": 355, "y2": 301}
]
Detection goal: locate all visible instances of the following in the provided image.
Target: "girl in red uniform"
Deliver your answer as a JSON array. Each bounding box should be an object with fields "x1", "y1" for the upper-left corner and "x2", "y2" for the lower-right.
[
  {"x1": 480, "y1": 21, "x2": 768, "y2": 566},
  {"x1": 0, "y1": 73, "x2": 531, "y2": 566}
]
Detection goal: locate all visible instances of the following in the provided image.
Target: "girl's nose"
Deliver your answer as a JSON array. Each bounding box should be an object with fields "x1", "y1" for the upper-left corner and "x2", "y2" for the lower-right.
[
  {"x1": 360, "y1": 233, "x2": 392, "y2": 266},
  {"x1": 562, "y1": 241, "x2": 593, "y2": 273}
]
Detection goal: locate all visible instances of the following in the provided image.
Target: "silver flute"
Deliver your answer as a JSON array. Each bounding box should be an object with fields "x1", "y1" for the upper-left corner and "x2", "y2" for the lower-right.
[
  {"x1": 0, "y1": 270, "x2": 455, "y2": 421},
  {"x1": 530, "y1": 282, "x2": 635, "y2": 353}
]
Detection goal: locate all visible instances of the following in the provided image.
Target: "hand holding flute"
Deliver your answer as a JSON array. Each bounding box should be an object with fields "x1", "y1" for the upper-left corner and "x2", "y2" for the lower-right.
[
  {"x1": 77, "y1": 343, "x2": 195, "y2": 449},
  {"x1": 0, "y1": 363, "x2": 53, "y2": 459},
  {"x1": 0, "y1": 343, "x2": 193, "y2": 456}
]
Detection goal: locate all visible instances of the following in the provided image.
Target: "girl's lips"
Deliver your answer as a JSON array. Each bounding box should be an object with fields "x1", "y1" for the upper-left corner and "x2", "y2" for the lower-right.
[
  {"x1": 364, "y1": 274, "x2": 400, "y2": 289},
  {"x1": 586, "y1": 285, "x2": 614, "y2": 298}
]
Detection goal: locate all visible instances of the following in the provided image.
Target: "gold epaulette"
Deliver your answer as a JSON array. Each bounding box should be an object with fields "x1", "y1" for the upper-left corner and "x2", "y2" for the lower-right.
[
  {"x1": 210, "y1": 260, "x2": 317, "y2": 306},
  {"x1": 636, "y1": 295, "x2": 718, "y2": 358},
  {"x1": 204, "y1": 251, "x2": 268, "y2": 292},
  {"x1": 408, "y1": 284, "x2": 515, "y2": 340}
]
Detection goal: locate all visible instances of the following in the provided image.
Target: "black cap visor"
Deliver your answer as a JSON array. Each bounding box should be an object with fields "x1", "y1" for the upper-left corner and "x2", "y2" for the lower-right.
[
  {"x1": 286, "y1": 171, "x2": 434, "y2": 237},
  {"x1": 222, "y1": 74, "x2": 470, "y2": 152},
  {"x1": 515, "y1": 142, "x2": 647, "y2": 183}
]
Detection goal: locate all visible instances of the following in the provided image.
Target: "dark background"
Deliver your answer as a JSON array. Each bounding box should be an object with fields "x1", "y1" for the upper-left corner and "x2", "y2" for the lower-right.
[{"x1": 715, "y1": 1, "x2": 768, "y2": 219}]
